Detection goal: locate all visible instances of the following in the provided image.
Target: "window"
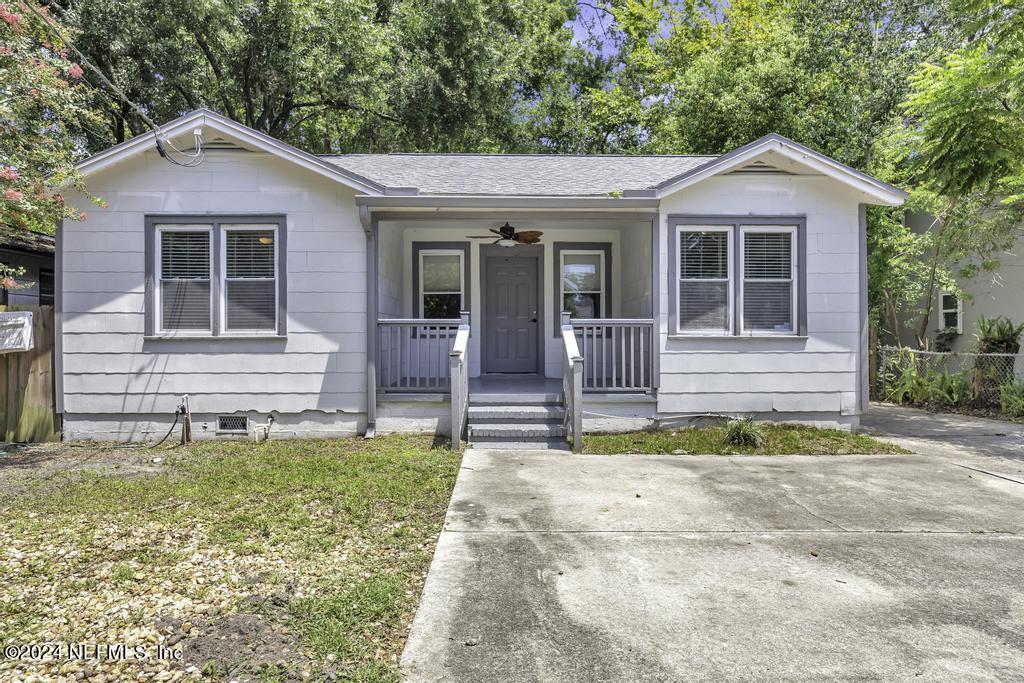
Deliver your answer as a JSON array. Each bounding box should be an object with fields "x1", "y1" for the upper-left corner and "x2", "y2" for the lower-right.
[
  {"x1": 38, "y1": 269, "x2": 54, "y2": 306},
  {"x1": 147, "y1": 216, "x2": 285, "y2": 337},
  {"x1": 678, "y1": 228, "x2": 732, "y2": 333},
  {"x1": 561, "y1": 250, "x2": 605, "y2": 319},
  {"x1": 159, "y1": 227, "x2": 212, "y2": 331},
  {"x1": 224, "y1": 227, "x2": 277, "y2": 331},
  {"x1": 419, "y1": 250, "x2": 464, "y2": 319},
  {"x1": 741, "y1": 227, "x2": 797, "y2": 334},
  {"x1": 941, "y1": 292, "x2": 962, "y2": 333},
  {"x1": 673, "y1": 219, "x2": 802, "y2": 336}
]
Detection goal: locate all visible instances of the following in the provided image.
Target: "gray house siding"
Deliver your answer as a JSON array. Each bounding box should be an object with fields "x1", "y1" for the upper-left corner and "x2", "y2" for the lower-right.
[
  {"x1": 657, "y1": 176, "x2": 865, "y2": 426},
  {"x1": 61, "y1": 151, "x2": 369, "y2": 440}
]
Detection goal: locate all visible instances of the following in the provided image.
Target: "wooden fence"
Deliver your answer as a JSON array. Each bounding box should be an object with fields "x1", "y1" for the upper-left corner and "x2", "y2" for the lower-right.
[{"x1": 1, "y1": 305, "x2": 59, "y2": 442}]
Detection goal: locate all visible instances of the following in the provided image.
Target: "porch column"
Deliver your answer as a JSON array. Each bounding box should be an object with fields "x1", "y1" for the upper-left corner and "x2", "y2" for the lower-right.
[
  {"x1": 360, "y1": 206, "x2": 378, "y2": 436},
  {"x1": 651, "y1": 212, "x2": 661, "y2": 390}
]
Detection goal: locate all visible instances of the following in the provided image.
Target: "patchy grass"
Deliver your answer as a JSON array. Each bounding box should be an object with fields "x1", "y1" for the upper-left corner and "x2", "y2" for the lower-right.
[
  {"x1": 584, "y1": 423, "x2": 907, "y2": 455},
  {"x1": 0, "y1": 435, "x2": 460, "y2": 682}
]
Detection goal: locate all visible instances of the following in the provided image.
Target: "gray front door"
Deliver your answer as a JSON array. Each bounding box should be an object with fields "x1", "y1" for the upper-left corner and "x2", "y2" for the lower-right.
[{"x1": 484, "y1": 253, "x2": 539, "y2": 373}]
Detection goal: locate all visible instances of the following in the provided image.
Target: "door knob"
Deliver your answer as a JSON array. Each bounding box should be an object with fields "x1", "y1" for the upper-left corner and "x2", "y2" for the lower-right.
[{"x1": 530, "y1": 318, "x2": 537, "y2": 323}]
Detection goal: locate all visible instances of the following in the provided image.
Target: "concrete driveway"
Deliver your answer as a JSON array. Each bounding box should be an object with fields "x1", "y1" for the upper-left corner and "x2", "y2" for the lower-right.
[{"x1": 403, "y1": 409, "x2": 1024, "y2": 681}]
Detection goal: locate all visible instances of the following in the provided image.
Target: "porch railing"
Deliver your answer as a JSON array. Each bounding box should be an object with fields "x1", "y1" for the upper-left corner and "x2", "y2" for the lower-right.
[
  {"x1": 570, "y1": 317, "x2": 655, "y2": 392},
  {"x1": 449, "y1": 315, "x2": 471, "y2": 452},
  {"x1": 560, "y1": 313, "x2": 584, "y2": 453},
  {"x1": 377, "y1": 317, "x2": 463, "y2": 392}
]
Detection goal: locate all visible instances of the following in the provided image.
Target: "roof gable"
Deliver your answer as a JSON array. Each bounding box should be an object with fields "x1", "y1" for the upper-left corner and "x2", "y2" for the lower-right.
[
  {"x1": 654, "y1": 134, "x2": 907, "y2": 206},
  {"x1": 75, "y1": 109, "x2": 384, "y2": 195}
]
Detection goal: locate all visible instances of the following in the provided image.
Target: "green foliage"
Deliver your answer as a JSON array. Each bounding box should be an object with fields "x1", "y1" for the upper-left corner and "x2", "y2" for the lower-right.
[
  {"x1": 1000, "y1": 378, "x2": 1024, "y2": 418},
  {"x1": 974, "y1": 316, "x2": 1024, "y2": 355},
  {"x1": 882, "y1": 349, "x2": 972, "y2": 408},
  {"x1": 723, "y1": 417, "x2": 767, "y2": 448},
  {"x1": 0, "y1": 1, "x2": 102, "y2": 236}
]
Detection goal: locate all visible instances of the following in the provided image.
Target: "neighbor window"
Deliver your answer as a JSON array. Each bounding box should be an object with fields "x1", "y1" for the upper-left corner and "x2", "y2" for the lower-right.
[
  {"x1": 147, "y1": 216, "x2": 285, "y2": 336},
  {"x1": 561, "y1": 250, "x2": 605, "y2": 319},
  {"x1": 38, "y1": 268, "x2": 54, "y2": 306},
  {"x1": 674, "y1": 220, "x2": 802, "y2": 336},
  {"x1": 419, "y1": 250, "x2": 464, "y2": 319},
  {"x1": 941, "y1": 291, "x2": 962, "y2": 333}
]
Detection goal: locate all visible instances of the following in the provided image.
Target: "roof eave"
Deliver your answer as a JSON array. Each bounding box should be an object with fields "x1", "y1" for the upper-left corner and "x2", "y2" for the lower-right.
[{"x1": 354, "y1": 195, "x2": 661, "y2": 210}]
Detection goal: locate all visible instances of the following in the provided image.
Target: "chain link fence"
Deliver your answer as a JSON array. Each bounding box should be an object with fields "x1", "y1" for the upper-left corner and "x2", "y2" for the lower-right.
[{"x1": 877, "y1": 346, "x2": 1024, "y2": 417}]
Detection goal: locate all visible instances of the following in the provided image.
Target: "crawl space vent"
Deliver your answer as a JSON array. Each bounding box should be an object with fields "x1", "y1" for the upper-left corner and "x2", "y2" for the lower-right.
[{"x1": 217, "y1": 415, "x2": 248, "y2": 433}]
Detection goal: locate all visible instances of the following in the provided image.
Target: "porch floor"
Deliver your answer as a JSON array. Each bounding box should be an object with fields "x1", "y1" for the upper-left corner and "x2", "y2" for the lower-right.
[{"x1": 469, "y1": 375, "x2": 561, "y2": 398}]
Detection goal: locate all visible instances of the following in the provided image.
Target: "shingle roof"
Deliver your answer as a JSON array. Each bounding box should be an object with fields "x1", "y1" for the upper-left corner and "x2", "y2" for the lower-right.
[
  {"x1": 0, "y1": 227, "x2": 55, "y2": 255},
  {"x1": 320, "y1": 153, "x2": 718, "y2": 196}
]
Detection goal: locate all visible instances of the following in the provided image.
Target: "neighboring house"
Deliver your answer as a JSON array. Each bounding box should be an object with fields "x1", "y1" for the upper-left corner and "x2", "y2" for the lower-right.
[
  {"x1": 901, "y1": 212, "x2": 1024, "y2": 352},
  {"x1": 56, "y1": 109, "x2": 905, "y2": 443},
  {"x1": 1, "y1": 227, "x2": 55, "y2": 307}
]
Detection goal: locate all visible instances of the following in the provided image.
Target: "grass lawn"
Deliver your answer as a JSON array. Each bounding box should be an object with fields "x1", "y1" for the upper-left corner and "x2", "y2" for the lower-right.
[
  {"x1": 584, "y1": 424, "x2": 907, "y2": 455},
  {"x1": 0, "y1": 435, "x2": 460, "y2": 682}
]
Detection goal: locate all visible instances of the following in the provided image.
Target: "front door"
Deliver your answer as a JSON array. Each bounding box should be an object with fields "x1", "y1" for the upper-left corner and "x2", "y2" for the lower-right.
[{"x1": 484, "y1": 253, "x2": 539, "y2": 373}]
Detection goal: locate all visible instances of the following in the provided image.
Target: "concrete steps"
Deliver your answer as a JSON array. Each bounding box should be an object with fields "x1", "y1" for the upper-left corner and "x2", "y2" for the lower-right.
[{"x1": 466, "y1": 396, "x2": 569, "y2": 450}]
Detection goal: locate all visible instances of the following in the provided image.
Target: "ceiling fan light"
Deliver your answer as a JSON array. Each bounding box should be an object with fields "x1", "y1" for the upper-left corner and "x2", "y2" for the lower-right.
[{"x1": 497, "y1": 238, "x2": 517, "y2": 248}]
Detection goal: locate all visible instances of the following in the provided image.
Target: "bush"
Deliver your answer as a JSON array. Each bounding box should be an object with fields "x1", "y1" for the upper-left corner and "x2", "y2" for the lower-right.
[
  {"x1": 724, "y1": 417, "x2": 766, "y2": 448},
  {"x1": 1000, "y1": 379, "x2": 1024, "y2": 418},
  {"x1": 883, "y1": 349, "x2": 971, "y2": 408},
  {"x1": 972, "y1": 316, "x2": 1024, "y2": 405}
]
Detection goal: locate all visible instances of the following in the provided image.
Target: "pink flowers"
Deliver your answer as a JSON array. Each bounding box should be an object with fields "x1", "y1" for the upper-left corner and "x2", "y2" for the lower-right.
[
  {"x1": 1, "y1": 277, "x2": 16, "y2": 290},
  {"x1": 68, "y1": 63, "x2": 83, "y2": 79},
  {"x1": 4, "y1": 188, "x2": 23, "y2": 201},
  {"x1": 0, "y1": 3, "x2": 22, "y2": 31},
  {"x1": 0, "y1": 166, "x2": 18, "y2": 180}
]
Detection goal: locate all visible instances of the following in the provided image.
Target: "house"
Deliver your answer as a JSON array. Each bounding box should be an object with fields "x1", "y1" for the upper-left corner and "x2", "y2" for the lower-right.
[
  {"x1": 56, "y1": 109, "x2": 905, "y2": 446},
  {"x1": 900, "y1": 212, "x2": 1024, "y2": 352},
  {"x1": 1, "y1": 227, "x2": 55, "y2": 306}
]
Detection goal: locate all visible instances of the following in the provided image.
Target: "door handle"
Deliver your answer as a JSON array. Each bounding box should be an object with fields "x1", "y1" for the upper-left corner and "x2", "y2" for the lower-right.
[{"x1": 530, "y1": 318, "x2": 537, "y2": 323}]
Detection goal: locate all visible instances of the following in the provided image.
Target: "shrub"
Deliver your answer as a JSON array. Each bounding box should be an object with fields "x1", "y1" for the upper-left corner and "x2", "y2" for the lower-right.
[
  {"x1": 882, "y1": 349, "x2": 971, "y2": 408},
  {"x1": 972, "y1": 316, "x2": 1024, "y2": 405},
  {"x1": 1000, "y1": 379, "x2": 1024, "y2": 419},
  {"x1": 724, "y1": 417, "x2": 766, "y2": 448}
]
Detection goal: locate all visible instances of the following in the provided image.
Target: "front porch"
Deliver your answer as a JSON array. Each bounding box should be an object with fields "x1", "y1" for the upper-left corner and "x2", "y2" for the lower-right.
[{"x1": 364, "y1": 211, "x2": 660, "y2": 449}]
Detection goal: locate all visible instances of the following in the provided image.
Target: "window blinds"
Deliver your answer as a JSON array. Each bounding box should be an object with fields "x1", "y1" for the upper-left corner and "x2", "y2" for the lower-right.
[
  {"x1": 160, "y1": 230, "x2": 211, "y2": 330},
  {"x1": 225, "y1": 229, "x2": 276, "y2": 331},
  {"x1": 679, "y1": 230, "x2": 730, "y2": 331},
  {"x1": 743, "y1": 231, "x2": 793, "y2": 332}
]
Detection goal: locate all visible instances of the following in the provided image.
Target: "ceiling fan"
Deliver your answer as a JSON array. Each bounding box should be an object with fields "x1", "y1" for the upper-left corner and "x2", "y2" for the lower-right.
[{"x1": 466, "y1": 222, "x2": 543, "y2": 247}]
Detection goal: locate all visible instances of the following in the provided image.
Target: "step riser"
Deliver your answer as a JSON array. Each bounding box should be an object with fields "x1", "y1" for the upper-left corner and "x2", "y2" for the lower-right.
[
  {"x1": 470, "y1": 394, "x2": 561, "y2": 406},
  {"x1": 468, "y1": 409, "x2": 565, "y2": 422},
  {"x1": 468, "y1": 427, "x2": 567, "y2": 439}
]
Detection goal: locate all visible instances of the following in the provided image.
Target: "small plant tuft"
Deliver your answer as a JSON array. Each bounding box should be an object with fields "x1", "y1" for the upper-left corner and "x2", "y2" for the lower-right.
[{"x1": 723, "y1": 417, "x2": 766, "y2": 448}]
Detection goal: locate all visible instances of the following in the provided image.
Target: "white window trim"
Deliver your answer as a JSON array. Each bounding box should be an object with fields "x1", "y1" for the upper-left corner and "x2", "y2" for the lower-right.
[
  {"x1": 219, "y1": 225, "x2": 280, "y2": 336},
  {"x1": 559, "y1": 249, "x2": 606, "y2": 319},
  {"x1": 418, "y1": 249, "x2": 465, "y2": 319},
  {"x1": 676, "y1": 226, "x2": 734, "y2": 336},
  {"x1": 156, "y1": 225, "x2": 213, "y2": 336},
  {"x1": 940, "y1": 291, "x2": 963, "y2": 334},
  {"x1": 739, "y1": 225, "x2": 798, "y2": 336}
]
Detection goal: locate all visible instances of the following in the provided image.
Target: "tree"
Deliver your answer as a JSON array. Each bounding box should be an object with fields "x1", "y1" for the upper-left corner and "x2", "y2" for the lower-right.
[
  {"x1": 895, "y1": 0, "x2": 1024, "y2": 346},
  {"x1": 0, "y1": 0, "x2": 100, "y2": 242},
  {"x1": 57, "y1": 0, "x2": 588, "y2": 154}
]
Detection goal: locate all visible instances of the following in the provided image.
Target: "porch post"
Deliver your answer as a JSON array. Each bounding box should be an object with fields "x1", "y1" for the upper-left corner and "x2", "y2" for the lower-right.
[
  {"x1": 360, "y1": 206, "x2": 378, "y2": 437},
  {"x1": 650, "y1": 213, "x2": 661, "y2": 390}
]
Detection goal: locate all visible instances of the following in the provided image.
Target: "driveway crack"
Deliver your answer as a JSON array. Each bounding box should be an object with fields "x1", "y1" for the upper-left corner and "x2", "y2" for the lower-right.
[{"x1": 727, "y1": 456, "x2": 849, "y2": 532}]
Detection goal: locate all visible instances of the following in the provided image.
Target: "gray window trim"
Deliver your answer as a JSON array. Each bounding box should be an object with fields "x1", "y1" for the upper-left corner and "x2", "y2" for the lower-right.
[
  {"x1": 667, "y1": 215, "x2": 807, "y2": 337},
  {"x1": 411, "y1": 241, "x2": 471, "y2": 318},
  {"x1": 551, "y1": 242, "x2": 613, "y2": 337},
  {"x1": 144, "y1": 214, "x2": 287, "y2": 338}
]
